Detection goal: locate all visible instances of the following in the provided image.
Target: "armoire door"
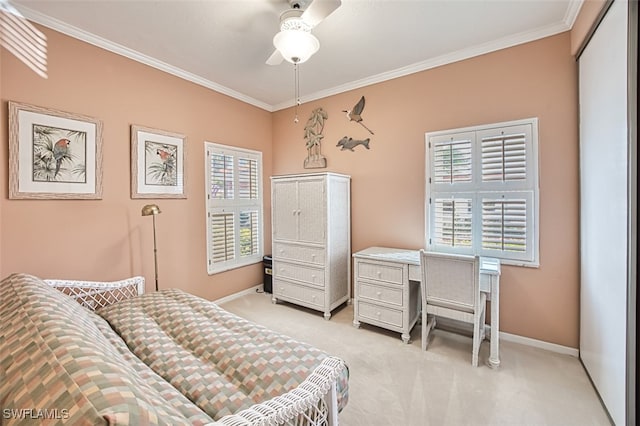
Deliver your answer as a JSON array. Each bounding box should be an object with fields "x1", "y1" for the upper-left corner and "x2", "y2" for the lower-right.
[
  {"x1": 272, "y1": 179, "x2": 299, "y2": 242},
  {"x1": 297, "y1": 178, "x2": 326, "y2": 244}
]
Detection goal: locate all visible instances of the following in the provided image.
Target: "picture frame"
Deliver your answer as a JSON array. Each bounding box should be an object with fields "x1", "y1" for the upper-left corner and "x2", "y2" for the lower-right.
[
  {"x1": 131, "y1": 125, "x2": 186, "y2": 199},
  {"x1": 9, "y1": 101, "x2": 103, "y2": 200}
]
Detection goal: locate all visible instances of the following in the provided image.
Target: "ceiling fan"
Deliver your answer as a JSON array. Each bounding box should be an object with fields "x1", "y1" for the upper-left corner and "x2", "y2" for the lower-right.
[{"x1": 266, "y1": 0, "x2": 342, "y2": 65}]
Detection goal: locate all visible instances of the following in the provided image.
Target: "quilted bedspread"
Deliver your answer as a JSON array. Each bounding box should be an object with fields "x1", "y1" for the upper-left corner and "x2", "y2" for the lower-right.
[{"x1": 97, "y1": 289, "x2": 349, "y2": 421}]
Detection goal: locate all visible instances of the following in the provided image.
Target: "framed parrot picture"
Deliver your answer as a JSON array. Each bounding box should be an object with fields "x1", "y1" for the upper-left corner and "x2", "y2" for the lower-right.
[
  {"x1": 8, "y1": 101, "x2": 103, "y2": 199},
  {"x1": 131, "y1": 125, "x2": 186, "y2": 199}
]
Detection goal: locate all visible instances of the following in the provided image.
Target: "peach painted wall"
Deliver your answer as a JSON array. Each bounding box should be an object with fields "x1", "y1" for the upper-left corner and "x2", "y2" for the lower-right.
[
  {"x1": 273, "y1": 32, "x2": 579, "y2": 347},
  {"x1": 1, "y1": 22, "x2": 583, "y2": 347},
  {"x1": 0, "y1": 25, "x2": 273, "y2": 301}
]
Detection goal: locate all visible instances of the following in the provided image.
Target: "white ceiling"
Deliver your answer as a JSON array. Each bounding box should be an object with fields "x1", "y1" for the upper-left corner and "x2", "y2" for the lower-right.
[{"x1": 9, "y1": 0, "x2": 582, "y2": 111}]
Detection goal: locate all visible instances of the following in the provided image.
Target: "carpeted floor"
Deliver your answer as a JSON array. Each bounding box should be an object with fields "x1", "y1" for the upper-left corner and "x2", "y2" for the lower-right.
[{"x1": 220, "y1": 291, "x2": 611, "y2": 426}]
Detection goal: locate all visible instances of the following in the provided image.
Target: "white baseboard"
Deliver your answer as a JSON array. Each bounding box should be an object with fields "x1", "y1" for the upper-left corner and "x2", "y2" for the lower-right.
[
  {"x1": 215, "y1": 284, "x2": 263, "y2": 305},
  {"x1": 489, "y1": 326, "x2": 579, "y2": 357},
  {"x1": 432, "y1": 317, "x2": 579, "y2": 357}
]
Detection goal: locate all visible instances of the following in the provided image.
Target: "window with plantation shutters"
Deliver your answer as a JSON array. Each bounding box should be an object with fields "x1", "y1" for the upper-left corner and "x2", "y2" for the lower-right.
[
  {"x1": 426, "y1": 118, "x2": 539, "y2": 266},
  {"x1": 205, "y1": 143, "x2": 263, "y2": 274}
]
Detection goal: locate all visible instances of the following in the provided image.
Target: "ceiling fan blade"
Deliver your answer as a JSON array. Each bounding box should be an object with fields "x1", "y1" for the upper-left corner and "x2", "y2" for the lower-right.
[
  {"x1": 266, "y1": 49, "x2": 284, "y2": 66},
  {"x1": 301, "y1": 0, "x2": 342, "y2": 27}
]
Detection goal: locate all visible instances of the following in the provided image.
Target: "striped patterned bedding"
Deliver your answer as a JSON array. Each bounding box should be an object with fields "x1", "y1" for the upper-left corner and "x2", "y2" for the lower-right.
[{"x1": 97, "y1": 289, "x2": 350, "y2": 421}]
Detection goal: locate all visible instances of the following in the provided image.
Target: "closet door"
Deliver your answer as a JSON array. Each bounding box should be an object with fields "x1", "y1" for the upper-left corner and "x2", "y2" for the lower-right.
[{"x1": 578, "y1": 1, "x2": 635, "y2": 424}]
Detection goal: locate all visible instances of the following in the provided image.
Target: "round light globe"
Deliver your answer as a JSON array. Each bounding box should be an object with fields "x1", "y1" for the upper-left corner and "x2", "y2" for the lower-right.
[{"x1": 273, "y1": 30, "x2": 320, "y2": 64}]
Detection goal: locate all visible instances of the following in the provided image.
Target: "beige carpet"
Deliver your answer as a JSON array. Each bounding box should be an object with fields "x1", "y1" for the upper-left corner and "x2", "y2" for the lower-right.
[{"x1": 220, "y1": 291, "x2": 611, "y2": 426}]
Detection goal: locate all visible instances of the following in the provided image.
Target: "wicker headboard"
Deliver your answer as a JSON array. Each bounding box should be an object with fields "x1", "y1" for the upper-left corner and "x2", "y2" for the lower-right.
[{"x1": 44, "y1": 276, "x2": 145, "y2": 311}]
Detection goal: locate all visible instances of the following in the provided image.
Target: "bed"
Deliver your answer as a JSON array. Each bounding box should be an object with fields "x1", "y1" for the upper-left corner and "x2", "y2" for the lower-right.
[{"x1": 0, "y1": 273, "x2": 349, "y2": 425}]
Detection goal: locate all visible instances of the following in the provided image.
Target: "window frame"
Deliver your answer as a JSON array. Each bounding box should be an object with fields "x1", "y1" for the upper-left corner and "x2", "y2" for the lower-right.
[
  {"x1": 425, "y1": 118, "x2": 539, "y2": 267},
  {"x1": 204, "y1": 142, "x2": 263, "y2": 274}
]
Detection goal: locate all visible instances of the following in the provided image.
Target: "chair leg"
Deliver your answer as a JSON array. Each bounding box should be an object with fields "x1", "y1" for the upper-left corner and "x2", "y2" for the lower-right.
[
  {"x1": 421, "y1": 309, "x2": 427, "y2": 351},
  {"x1": 422, "y1": 313, "x2": 436, "y2": 351},
  {"x1": 472, "y1": 317, "x2": 480, "y2": 367}
]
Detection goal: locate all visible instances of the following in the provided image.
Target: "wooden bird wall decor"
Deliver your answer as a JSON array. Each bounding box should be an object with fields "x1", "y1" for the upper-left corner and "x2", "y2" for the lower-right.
[
  {"x1": 303, "y1": 107, "x2": 328, "y2": 169},
  {"x1": 343, "y1": 96, "x2": 374, "y2": 135}
]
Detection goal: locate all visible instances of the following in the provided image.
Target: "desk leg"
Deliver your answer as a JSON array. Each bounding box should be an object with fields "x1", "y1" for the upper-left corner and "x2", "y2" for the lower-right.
[{"x1": 488, "y1": 276, "x2": 500, "y2": 368}]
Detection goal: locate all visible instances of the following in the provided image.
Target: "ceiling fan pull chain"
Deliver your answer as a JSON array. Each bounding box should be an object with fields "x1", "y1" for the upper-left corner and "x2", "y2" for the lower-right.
[{"x1": 294, "y1": 60, "x2": 300, "y2": 123}]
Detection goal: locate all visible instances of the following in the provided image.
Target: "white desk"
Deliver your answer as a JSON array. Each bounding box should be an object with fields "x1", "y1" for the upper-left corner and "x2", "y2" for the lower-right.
[{"x1": 352, "y1": 247, "x2": 501, "y2": 368}]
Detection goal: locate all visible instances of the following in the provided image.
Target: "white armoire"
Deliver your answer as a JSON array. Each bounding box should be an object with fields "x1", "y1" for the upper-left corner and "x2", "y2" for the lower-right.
[{"x1": 271, "y1": 172, "x2": 351, "y2": 319}]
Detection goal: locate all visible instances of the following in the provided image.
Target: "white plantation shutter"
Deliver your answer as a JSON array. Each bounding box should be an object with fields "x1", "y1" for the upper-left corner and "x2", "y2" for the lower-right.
[
  {"x1": 210, "y1": 153, "x2": 234, "y2": 200},
  {"x1": 238, "y1": 157, "x2": 258, "y2": 199},
  {"x1": 210, "y1": 213, "x2": 235, "y2": 262},
  {"x1": 432, "y1": 133, "x2": 473, "y2": 184},
  {"x1": 205, "y1": 143, "x2": 263, "y2": 274},
  {"x1": 239, "y1": 210, "x2": 259, "y2": 256},
  {"x1": 478, "y1": 124, "x2": 533, "y2": 188},
  {"x1": 432, "y1": 197, "x2": 473, "y2": 251},
  {"x1": 479, "y1": 192, "x2": 534, "y2": 261},
  {"x1": 481, "y1": 134, "x2": 526, "y2": 181},
  {"x1": 426, "y1": 119, "x2": 538, "y2": 265}
]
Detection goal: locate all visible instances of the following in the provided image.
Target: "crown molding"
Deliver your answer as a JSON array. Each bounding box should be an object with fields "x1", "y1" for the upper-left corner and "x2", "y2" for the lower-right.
[
  {"x1": 14, "y1": 2, "x2": 576, "y2": 114},
  {"x1": 564, "y1": 0, "x2": 585, "y2": 29},
  {"x1": 13, "y1": 3, "x2": 274, "y2": 112},
  {"x1": 273, "y1": 19, "x2": 573, "y2": 111}
]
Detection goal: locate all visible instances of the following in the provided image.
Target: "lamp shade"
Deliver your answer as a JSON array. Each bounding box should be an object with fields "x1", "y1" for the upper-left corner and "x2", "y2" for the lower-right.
[
  {"x1": 141, "y1": 204, "x2": 161, "y2": 216},
  {"x1": 273, "y1": 29, "x2": 320, "y2": 64}
]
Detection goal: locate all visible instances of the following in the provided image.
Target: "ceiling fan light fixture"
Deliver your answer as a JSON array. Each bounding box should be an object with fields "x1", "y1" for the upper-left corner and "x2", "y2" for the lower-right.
[{"x1": 273, "y1": 29, "x2": 319, "y2": 64}]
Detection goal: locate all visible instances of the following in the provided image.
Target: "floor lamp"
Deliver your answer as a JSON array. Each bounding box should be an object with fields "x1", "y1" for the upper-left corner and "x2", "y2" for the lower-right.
[{"x1": 141, "y1": 204, "x2": 161, "y2": 292}]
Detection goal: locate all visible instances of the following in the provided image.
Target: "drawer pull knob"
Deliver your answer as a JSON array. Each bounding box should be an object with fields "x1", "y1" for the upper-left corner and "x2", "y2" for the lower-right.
[
  {"x1": 376, "y1": 291, "x2": 382, "y2": 298},
  {"x1": 377, "y1": 271, "x2": 382, "y2": 277},
  {"x1": 376, "y1": 311, "x2": 381, "y2": 316}
]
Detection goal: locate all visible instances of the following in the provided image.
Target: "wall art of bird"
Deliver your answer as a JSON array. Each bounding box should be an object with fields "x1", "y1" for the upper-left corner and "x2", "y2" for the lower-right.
[
  {"x1": 52, "y1": 138, "x2": 71, "y2": 177},
  {"x1": 343, "y1": 96, "x2": 374, "y2": 135},
  {"x1": 156, "y1": 148, "x2": 174, "y2": 162}
]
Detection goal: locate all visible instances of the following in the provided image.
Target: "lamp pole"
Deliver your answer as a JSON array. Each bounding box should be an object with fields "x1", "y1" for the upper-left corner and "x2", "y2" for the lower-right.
[
  {"x1": 152, "y1": 213, "x2": 159, "y2": 292},
  {"x1": 141, "y1": 204, "x2": 161, "y2": 292}
]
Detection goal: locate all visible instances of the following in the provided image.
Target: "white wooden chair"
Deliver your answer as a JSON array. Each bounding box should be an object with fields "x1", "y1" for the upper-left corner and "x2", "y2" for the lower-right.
[{"x1": 420, "y1": 250, "x2": 486, "y2": 366}]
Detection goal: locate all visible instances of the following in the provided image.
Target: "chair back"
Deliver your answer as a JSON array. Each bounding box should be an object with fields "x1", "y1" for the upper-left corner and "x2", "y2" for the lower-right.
[{"x1": 420, "y1": 250, "x2": 479, "y2": 312}]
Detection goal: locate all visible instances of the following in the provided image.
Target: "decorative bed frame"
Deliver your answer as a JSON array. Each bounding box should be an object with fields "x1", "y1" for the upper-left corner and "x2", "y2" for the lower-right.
[{"x1": 44, "y1": 277, "x2": 343, "y2": 426}]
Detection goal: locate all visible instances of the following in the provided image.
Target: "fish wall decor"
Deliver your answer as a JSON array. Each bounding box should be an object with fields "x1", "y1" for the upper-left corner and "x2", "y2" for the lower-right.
[{"x1": 336, "y1": 136, "x2": 370, "y2": 151}]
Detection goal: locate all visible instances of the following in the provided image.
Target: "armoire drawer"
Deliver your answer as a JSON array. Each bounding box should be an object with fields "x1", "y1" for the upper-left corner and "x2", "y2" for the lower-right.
[
  {"x1": 273, "y1": 242, "x2": 326, "y2": 266},
  {"x1": 274, "y1": 261, "x2": 325, "y2": 287},
  {"x1": 357, "y1": 300, "x2": 403, "y2": 328},
  {"x1": 273, "y1": 279, "x2": 325, "y2": 309},
  {"x1": 357, "y1": 281, "x2": 403, "y2": 307},
  {"x1": 356, "y1": 261, "x2": 404, "y2": 285}
]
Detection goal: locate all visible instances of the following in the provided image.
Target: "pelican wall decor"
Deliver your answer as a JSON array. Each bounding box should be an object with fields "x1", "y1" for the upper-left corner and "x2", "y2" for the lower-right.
[
  {"x1": 303, "y1": 107, "x2": 328, "y2": 169},
  {"x1": 343, "y1": 96, "x2": 374, "y2": 135}
]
